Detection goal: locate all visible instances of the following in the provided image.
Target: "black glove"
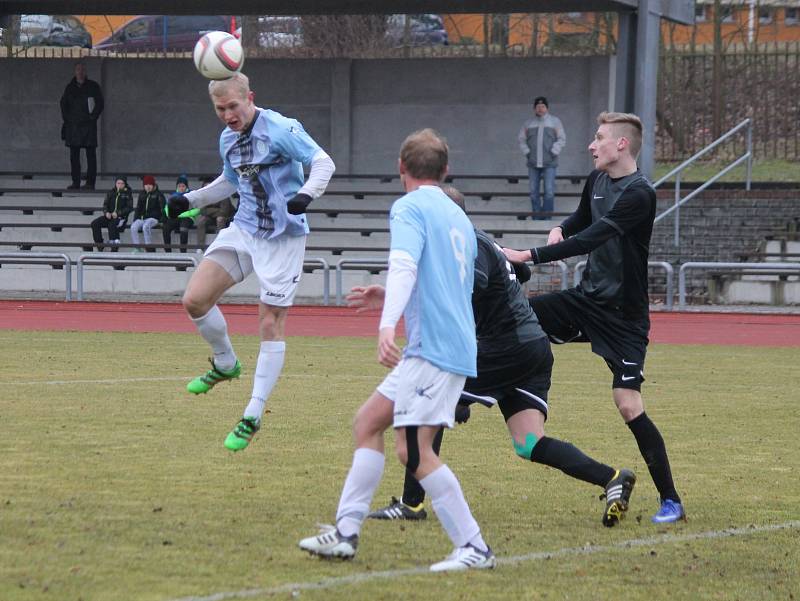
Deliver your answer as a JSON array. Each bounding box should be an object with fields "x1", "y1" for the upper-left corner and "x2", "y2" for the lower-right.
[
  {"x1": 511, "y1": 260, "x2": 532, "y2": 284},
  {"x1": 165, "y1": 193, "x2": 190, "y2": 219},
  {"x1": 286, "y1": 192, "x2": 312, "y2": 215},
  {"x1": 454, "y1": 403, "x2": 471, "y2": 425}
]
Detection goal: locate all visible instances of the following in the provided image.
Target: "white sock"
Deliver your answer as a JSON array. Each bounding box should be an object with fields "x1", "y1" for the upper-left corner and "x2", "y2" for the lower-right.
[
  {"x1": 419, "y1": 464, "x2": 485, "y2": 550},
  {"x1": 244, "y1": 340, "x2": 285, "y2": 420},
  {"x1": 191, "y1": 306, "x2": 237, "y2": 371},
  {"x1": 335, "y1": 448, "x2": 385, "y2": 538}
]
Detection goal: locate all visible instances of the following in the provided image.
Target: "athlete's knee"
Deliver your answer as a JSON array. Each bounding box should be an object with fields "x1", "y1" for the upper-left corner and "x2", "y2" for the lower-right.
[
  {"x1": 258, "y1": 307, "x2": 286, "y2": 340},
  {"x1": 512, "y1": 432, "x2": 539, "y2": 460},
  {"x1": 613, "y1": 388, "x2": 644, "y2": 422},
  {"x1": 182, "y1": 288, "x2": 214, "y2": 318}
]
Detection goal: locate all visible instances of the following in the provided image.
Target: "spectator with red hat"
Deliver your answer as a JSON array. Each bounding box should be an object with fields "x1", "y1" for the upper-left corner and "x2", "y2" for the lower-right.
[{"x1": 130, "y1": 175, "x2": 166, "y2": 252}]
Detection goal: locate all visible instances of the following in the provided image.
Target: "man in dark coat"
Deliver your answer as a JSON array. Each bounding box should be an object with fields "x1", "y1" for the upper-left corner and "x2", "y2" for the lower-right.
[{"x1": 60, "y1": 62, "x2": 104, "y2": 190}]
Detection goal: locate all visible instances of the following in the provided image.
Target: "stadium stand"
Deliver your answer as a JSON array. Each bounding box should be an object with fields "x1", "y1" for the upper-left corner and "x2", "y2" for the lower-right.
[{"x1": 0, "y1": 173, "x2": 581, "y2": 302}]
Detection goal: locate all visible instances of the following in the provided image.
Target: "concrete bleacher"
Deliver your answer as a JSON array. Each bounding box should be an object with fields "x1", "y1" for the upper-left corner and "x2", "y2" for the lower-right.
[{"x1": 0, "y1": 173, "x2": 582, "y2": 303}]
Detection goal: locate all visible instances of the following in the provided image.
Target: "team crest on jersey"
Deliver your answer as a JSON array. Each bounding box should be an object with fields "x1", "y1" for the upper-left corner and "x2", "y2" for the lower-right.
[
  {"x1": 256, "y1": 140, "x2": 267, "y2": 155},
  {"x1": 236, "y1": 164, "x2": 261, "y2": 178}
]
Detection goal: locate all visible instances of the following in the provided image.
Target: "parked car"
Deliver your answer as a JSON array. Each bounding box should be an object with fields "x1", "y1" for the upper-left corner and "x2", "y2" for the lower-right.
[
  {"x1": 95, "y1": 15, "x2": 236, "y2": 52},
  {"x1": 233, "y1": 16, "x2": 303, "y2": 48},
  {"x1": 385, "y1": 14, "x2": 448, "y2": 46},
  {"x1": 17, "y1": 14, "x2": 92, "y2": 48}
]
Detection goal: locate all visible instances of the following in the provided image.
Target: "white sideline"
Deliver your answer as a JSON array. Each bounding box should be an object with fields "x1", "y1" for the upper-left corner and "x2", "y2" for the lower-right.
[
  {"x1": 7, "y1": 373, "x2": 379, "y2": 386},
  {"x1": 164, "y1": 520, "x2": 800, "y2": 601}
]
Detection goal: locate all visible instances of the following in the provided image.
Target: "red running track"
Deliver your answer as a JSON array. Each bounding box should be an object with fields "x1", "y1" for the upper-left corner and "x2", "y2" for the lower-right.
[{"x1": 0, "y1": 300, "x2": 798, "y2": 346}]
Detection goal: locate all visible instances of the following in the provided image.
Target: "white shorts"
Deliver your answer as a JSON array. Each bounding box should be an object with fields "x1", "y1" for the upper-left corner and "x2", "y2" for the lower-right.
[
  {"x1": 204, "y1": 222, "x2": 306, "y2": 307},
  {"x1": 376, "y1": 357, "x2": 466, "y2": 429}
]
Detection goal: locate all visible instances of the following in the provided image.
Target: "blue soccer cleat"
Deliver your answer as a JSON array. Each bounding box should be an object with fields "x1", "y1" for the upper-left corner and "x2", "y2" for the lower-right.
[{"x1": 652, "y1": 499, "x2": 686, "y2": 524}]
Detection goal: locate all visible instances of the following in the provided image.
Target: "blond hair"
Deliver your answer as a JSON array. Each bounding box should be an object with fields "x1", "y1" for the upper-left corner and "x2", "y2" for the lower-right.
[
  {"x1": 399, "y1": 129, "x2": 449, "y2": 181},
  {"x1": 208, "y1": 72, "x2": 250, "y2": 99},
  {"x1": 597, "y1": 111, "x2": 643, "y2": 158}
]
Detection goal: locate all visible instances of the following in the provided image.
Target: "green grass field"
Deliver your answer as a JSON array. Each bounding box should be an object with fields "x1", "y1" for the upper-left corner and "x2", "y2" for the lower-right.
[{"x1": 1, "y1": 330, "x2": 798, "y2": 601}]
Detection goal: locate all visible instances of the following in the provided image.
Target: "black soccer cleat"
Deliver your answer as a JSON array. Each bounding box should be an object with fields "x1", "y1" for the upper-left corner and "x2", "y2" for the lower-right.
[
  {"x1": 367, "y1": 496, "x2": 427, "y2": 521},
  {"x1": 602, "y1": 469, "x2": 636, "y2": 527}
]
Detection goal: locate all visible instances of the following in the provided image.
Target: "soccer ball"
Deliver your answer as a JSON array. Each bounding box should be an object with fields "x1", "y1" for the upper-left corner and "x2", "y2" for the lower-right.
[{"x1": 193, "y1": 31, "x2": 244, "y2": 80}]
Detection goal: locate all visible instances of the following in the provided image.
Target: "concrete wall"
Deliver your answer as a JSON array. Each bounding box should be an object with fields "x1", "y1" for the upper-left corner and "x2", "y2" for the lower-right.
[{"x1": 0, "y1": 55, "x2": 609, "y2": 176}]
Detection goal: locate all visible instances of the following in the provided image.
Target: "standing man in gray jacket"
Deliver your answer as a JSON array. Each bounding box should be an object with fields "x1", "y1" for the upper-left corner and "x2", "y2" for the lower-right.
[{"x1": 518, "y1": 97, "x2": 566, "y2": 219}]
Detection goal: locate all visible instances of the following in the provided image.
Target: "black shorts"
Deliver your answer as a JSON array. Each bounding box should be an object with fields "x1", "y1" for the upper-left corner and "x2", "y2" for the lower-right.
[
  {"x1": 530, "y1": 289, "x2": 649, "y2": 391},
  {"x1": 463, "y1": 336, "x2": 552, "y2": 421}
]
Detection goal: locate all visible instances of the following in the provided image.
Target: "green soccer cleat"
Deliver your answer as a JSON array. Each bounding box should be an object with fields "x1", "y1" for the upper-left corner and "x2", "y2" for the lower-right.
[
  {"x1": 224, "y1": 416, "x2": 260, "y2": 452},
  {"x1": 187, "y1": 358, "x2": 242, "y2": 395}
]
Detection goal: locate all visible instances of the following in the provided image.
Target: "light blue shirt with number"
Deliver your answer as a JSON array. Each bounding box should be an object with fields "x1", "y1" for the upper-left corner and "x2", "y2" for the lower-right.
[
  {"x1": 220, "y1": 108, "x2": 321, "y2": 240},
  {"x1": 389, "y1": 185, "x2": 477, "y2": 377}
]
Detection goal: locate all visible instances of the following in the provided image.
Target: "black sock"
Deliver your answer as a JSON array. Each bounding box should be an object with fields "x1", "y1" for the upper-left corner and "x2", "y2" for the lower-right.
[
  {"x1": 530, "y1": 436, "x2": 616, "y2": 487},
  {"x1": 626, "y1": 412, "x2": 681, "y2": 503},
  {"x1": 401, "y1": 427, "x2": 444, "y2": 506}
]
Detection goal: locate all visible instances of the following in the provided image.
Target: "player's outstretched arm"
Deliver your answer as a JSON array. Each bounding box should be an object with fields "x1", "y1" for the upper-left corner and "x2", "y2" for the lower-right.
[
  {"x1": 346, "y1": 285, "x2": 386, "y2": 312},
  {"x1": 502, "y1": 247, "x2": 532, "y2": 263}
]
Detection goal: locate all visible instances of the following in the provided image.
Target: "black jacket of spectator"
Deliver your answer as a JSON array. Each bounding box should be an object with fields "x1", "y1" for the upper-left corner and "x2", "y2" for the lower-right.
[
  {"x1": 102, "y1": 184, "x2": 133, "y2": 220},
  {"x1": 134, "y1": 188, "x2": 165, "y2": 222},
  {"x1": 60, "y1": 76, "x2": 104, "y2": 148}
]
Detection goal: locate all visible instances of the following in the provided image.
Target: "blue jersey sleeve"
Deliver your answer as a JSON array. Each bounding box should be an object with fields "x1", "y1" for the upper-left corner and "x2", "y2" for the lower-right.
[
  {"x1": 220, "y1": 135, "x2": 238, "y2": 185},
  {"x1": 389, "y1": 198, "x2": 426, "y2": 262},
  {"x1": 271, "y1": 118, "x2": 321, "y2": 167}
]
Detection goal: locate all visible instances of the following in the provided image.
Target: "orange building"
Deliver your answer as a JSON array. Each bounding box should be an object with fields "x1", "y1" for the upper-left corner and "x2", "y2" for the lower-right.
[
  {"x1": 444, "y1": 3, "x2": 800, "y2": 52},
  {"x1": 76, "y1": 15, "x2": 136, "y2": 45},
  {"x1": 665, "y1": 1, "x2": 800, "y2": 46}
]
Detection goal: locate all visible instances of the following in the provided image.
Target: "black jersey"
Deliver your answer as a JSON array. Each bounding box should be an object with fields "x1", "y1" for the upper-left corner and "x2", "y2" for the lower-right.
[
  {"x1": 473, "y1": 228, "x2": 546, "y2": 354},
  {"x1": 532, "y1": 169, "x2": 655, "y2": 320}
]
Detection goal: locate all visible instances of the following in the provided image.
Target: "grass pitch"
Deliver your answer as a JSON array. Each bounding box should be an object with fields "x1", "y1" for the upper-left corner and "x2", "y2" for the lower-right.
[{"x1": 1, "y1": 330, "x2": 798, "y2": 601}]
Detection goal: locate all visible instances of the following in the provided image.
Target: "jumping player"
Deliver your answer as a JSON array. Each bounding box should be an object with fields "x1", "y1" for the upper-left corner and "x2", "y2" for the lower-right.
[{"x1": 165, "y1": 73, "x2": 335, "y2": 452}]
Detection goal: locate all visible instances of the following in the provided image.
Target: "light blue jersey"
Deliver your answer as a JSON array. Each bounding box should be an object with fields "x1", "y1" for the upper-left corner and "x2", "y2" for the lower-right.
[
  {"x1": 389, "y1": 185, "x2": 478, "y2": 377},
  {"x1": 220, "y1": 108, "x2": 321, "y2": 239}
]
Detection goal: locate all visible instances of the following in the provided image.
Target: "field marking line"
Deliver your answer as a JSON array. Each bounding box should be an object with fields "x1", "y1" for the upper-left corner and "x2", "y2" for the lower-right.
[
  {"x1": 165, "y1": 520, "x2": 800, "y2": 601},
  {"x1": 3, "y1": 374, "x2": 379, "y2": 386}
]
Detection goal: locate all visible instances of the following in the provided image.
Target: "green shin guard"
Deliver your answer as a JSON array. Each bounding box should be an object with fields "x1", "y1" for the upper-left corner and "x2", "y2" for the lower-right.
[{"x1": 513, "y1": 432, "x2": 539, "y2": 460}]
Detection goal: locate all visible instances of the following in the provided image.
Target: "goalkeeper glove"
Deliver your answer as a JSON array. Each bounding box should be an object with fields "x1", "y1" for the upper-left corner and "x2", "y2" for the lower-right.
[
  {"x1": 286, "y1": 192, "x2": 312, "y2": 215},
  {"x1": 165, "y1": 193, "x2": 190, "y2": 219}
]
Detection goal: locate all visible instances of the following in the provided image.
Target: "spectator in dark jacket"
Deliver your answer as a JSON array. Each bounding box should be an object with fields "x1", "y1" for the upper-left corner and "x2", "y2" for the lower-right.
[
  {"x1": 130, "y1": 175, "x2": 166, "y2": 252},
  {"x1": 60, "y1": 62, "x2": 104, "y2": 190},
  {"x1": 91, "y1": 176, "x2": 133, "y2": 251},
  {"x1": 163, "y1": 174, "x2": 193, "y2": 253}
]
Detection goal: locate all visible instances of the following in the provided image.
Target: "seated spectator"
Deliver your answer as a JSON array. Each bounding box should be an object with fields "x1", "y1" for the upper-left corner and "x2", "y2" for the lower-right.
[
  {"x1": 163, "y1": 174, "x2": 193, "y2": 253},
  {"x1": 130, "y1": 174, "x2": 166, "y2": 252},
  {"x1": 195, "y1": 175, "x2": 236, "y2": 249},
  {"x1": 91, "y1": 176, "x2": 133, "y2": 251}
]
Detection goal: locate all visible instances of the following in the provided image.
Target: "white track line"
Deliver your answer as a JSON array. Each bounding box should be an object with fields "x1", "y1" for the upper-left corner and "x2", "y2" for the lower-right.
[
  {"x1": 165, "y1": 520, "x2": 800, "y2": 601},
  {"x1": 5, "y1": 373, "x2": 379, "y2": 386}
]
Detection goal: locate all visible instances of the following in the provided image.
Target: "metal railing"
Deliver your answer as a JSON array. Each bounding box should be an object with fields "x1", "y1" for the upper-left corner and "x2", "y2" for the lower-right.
[
  {"x1": 302, "y1": 258, "x2": 330, "y2": 306},
  {"x1": 76, "y1": 253, "x2": 199, "y2": 301},
  {"x1": 653, "y1": 118, "x2": 753, "y2": 247},
  {"x1": 0, "y1": 252, "x2": 72, "y2": 301},
  {"x1": 678, "y1": 261, "x2": 800, "y2": 308},
  {"x1": 335, "y1": 258, "x2": 388, "y2": 306},
  {"x1": 574, "y1": 260, "x2": 675, "y2": 310}
]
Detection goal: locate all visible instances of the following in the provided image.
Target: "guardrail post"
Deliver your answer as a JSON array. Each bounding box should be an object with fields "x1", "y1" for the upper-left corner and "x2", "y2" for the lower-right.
[
  {"x1": 673, "y1": 171, "x2": 681, "y2": 247},
  {"x1": 745, "y1": 121, "x2": 753, "y2": 192}
]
